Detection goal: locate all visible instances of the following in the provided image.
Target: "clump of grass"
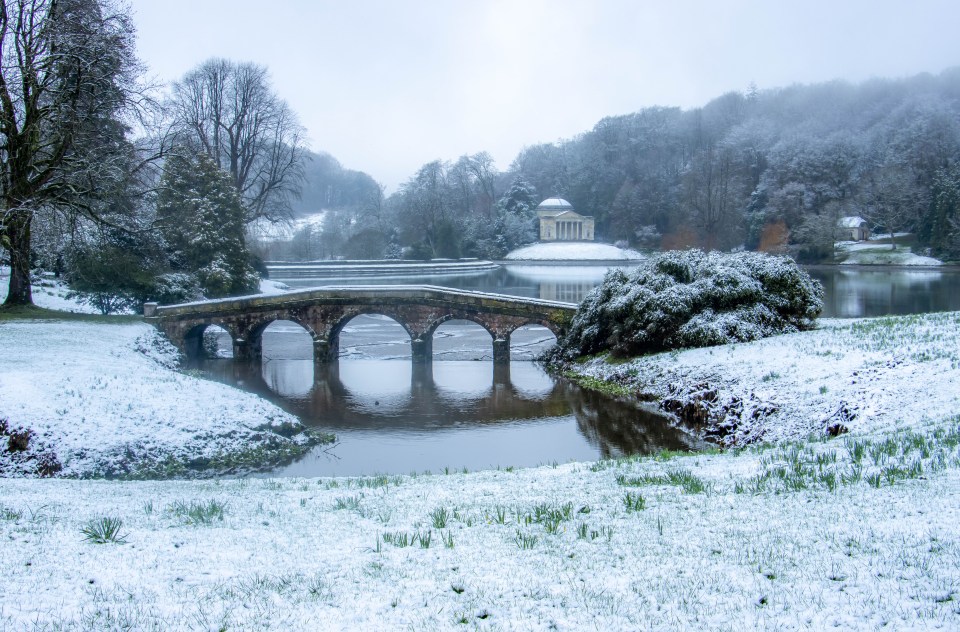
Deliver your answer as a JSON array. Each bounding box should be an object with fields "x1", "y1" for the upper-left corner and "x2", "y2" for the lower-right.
[
  {"x1": 623, "y1": 492, "x2": 646, "y2": 512},
  {"x1": 576, "y1": 522, "x2": 614, "y2": 542},
  {"x1": 81, "y1": 516, "x2": 127, "y2": 544},
  {"x1": 488, "y1": 506, "x2": 508, "y2": 525},
  {"x1": 0, "y1": 505, "x2": 22, "y2": 521},
  {"x1": 169, "y1": 499, "x2": 226, "y2": 525},
  {"x1": 333, "y1": 495, "x2": 362, "y2": 511},
  {"x1": 514, "y1": 530, "x2": 538, "y2": 550},
  {"x1": 616, "y1": 469, "x2": 710, "y2": 494},
  {"x1": 431, "y1": 507, "x2": 449, "y2": 528},
  {"x1": 354, "y1": 475, "x2": 390, "y2": 489},
  {"x1": 382, "y1": 530, "x2": 434, "y2": 549},
  {"x1": 442, "y1": 530, "x2": 455, "y2": 549}
]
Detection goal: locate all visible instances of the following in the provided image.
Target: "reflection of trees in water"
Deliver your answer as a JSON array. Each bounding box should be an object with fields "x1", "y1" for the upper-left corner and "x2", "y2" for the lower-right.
[
  {"x1": 808, "y1": 269, "x2": 960, "y2": 318},
  {"x1": 564, "y1": 384, "x2": 708, "y2": 458}
]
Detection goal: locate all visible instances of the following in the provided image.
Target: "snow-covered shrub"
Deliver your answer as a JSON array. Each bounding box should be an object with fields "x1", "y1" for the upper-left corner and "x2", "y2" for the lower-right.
[
  {"x1": 557, "y1": 249, "x2": 823, "y2": 358},
  {"x1": 150, "y1": 273, "x2": 202, "y2": 306}
]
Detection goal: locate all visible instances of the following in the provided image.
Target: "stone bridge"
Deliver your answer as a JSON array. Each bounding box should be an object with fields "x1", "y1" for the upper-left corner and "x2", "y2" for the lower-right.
[{"x1": 144, "y1": 285, "x2": 577, "y2": 364}]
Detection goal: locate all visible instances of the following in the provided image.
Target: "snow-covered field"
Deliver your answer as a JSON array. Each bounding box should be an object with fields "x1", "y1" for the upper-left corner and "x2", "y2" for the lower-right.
[
  {"x1": 1, "y1": 445, "x2": 958, "y2": 630},
  {"x1": 505, "y1": 241, "x2": 644, "y2": 261}
]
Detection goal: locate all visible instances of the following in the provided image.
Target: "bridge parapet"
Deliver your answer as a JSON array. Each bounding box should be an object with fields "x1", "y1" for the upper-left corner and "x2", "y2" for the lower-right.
[{"x1": 146, "y1": 285, "x2": 577, "y2": 365}]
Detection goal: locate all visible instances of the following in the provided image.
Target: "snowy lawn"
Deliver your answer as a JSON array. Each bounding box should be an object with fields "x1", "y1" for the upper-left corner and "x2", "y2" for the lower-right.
[
  {"x1": 505, "y1": 241, "x2": 643, "y2": 261},
  {"x1": 0, "y1": 427, "x2": 958, "y2": 629},
  {"x1": 0, "y1": 318, "x2": 325, "y2": 477}
]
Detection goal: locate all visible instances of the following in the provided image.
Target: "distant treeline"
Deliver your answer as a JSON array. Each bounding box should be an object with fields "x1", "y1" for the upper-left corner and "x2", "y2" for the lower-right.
[{"x1": 299, "y1": 69, "x2": 960, "y2": 262}]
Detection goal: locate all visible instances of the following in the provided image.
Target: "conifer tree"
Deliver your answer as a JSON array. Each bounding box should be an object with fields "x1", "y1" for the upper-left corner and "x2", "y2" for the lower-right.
[{"x1": 157, "y1": 150, "x2": 259, "y2": 298}]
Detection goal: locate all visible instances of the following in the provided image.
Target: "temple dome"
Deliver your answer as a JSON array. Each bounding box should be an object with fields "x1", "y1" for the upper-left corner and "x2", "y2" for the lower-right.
[{"x1": 536, "y1": 197, "x2": 573, "y2": 210}]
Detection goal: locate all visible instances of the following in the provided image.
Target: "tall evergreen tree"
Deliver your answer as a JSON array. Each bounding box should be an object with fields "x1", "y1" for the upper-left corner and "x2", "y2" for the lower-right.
[{"x1": 156, "y1": 150, "x2": 258, "y2": 298}]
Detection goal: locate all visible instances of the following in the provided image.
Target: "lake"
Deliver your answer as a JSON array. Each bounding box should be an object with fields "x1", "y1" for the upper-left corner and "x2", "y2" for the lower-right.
[{"x1": 200, "y1": 263, "x2": 959, "y2": 475}]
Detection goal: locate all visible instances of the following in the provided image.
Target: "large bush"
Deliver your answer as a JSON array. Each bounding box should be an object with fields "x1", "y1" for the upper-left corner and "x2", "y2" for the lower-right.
[{"x1": 557, "y1": 250, "x2": 823, "y2": 358}]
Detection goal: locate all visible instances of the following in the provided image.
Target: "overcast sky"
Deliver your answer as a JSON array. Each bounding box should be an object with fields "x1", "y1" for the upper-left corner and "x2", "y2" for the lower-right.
[{"x1": 130, "y1": 0, "x2": 960, "y2": 192}]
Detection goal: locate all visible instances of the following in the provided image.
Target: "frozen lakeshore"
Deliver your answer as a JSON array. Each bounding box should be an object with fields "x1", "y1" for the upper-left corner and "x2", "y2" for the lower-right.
[{"x1": 0, "y1": 304, "x2": 959, "y2": 628}]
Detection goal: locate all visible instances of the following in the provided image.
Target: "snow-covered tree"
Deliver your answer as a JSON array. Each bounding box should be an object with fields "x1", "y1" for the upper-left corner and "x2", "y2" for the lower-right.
[{"x1": 157, "y1": 150, "x2": 259, "y2": 298}]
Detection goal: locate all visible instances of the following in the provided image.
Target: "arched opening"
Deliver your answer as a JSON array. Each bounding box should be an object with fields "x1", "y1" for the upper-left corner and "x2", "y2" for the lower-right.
[
  {"x1": 183, "y1": 323, "x2": 233, "y2": 361},
  {"x1": 509, "y1": 323, "x2": 558, "y2": 360},
  {"x1": 258, "y1": 320, "x2": 315, "y2": 398},
  {"x1": 203, "y1": 324, "x2": 234, "y2": 359},
  {"x1": 335, "y1": 313, "x2": 412, "y2": 360},
  {"x1": 431, "y1": 318, "x2": 494, "y2": 361},
  {"x1": 259, "y1": 320, "x2": 315, "y2": 361}
]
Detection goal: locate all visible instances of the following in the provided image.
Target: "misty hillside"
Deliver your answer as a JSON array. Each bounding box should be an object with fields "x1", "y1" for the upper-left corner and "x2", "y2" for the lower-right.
[
  {"x1": 505, "y1": 68, "x2": 960, "y2": 260},
  {"x1": 291, "y1": 150, "x2": 380, "y2": 217},
  {"x1": 296, "y1": 69, "x2": 960, "y2": 263}
]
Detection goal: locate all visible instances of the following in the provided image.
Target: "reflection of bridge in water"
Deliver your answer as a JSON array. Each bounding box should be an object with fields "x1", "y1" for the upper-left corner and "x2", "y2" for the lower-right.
[
  {"x1": 146, "y1": 285, "x2": 576, "y2": 364},
  {"x1": 208, "y1": 359, "x2": 708, "y2": 459}
]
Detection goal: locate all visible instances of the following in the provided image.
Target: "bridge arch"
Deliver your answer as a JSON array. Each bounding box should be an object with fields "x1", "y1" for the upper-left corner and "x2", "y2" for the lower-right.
[
  {"x1": 181, "y1": 321, "x2": 239, "y2": 361},
  {"x1": 509, "y1": 323, "x2": 559, "y2": 361},
  {"x1": 331, "y1": 311, "x2": 415, "y2": 360},
  {"x1": 239, "y1": 316, "x2": 324, "y2": 363},
  {"x1": 429, "y1": 316, "x2": 497, "y2": 361}
]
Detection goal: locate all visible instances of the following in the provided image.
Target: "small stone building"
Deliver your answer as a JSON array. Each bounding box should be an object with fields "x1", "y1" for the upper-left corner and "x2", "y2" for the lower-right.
[
  {"x1": 536, "y1": 197, "x2": 594, "y2": 241},
  {"x1": 838, "y1": 216, "x2": 870, "y2": 241}
]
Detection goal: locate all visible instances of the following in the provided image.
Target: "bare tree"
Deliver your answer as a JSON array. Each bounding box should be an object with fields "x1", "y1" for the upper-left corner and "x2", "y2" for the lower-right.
[
  {"x1": 0, "y1": 0, "x2": 147, "y2": 306},
  {"x1": 169, "y1": 58, "x2": 306, "y2": 224}
]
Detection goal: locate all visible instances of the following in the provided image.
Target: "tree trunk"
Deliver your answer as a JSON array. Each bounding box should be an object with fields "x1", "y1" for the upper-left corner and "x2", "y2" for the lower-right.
[{"x1": 2, "y1": 210, "x2": 34, "y2": 306}]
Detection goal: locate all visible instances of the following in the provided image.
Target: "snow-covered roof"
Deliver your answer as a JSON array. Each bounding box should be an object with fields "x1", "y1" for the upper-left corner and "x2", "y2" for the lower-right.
[
  {"x1": 537, "y1": 197, "x2": 573, "y2": 210},
  {"x1": 838, "y1": 216, "x2": 868, "y2": 228}
]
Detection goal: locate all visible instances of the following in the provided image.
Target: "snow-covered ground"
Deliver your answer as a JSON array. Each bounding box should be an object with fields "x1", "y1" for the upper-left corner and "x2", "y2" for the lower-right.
[
  {"x1": 259, "y1": 278, "x2": 292, "y2": 295},
  {"x1": 505, "y1": 241, "x2": 643, "y2": 261},
  {"x1": 0, "y1": 320, "x2": 320, "y2": 478},
  {"x1": 562, "y1": 312, "x2": 960, "y2": 446},
  {"x1": 0, "y1": 267, "x2": 99, "y2": 313},
  {"x1": 0, "y1": 311, "x2": 957, "y2": 627},
  {"x1": 835, "y1": 240, "x2": 943, "y2": 266}
]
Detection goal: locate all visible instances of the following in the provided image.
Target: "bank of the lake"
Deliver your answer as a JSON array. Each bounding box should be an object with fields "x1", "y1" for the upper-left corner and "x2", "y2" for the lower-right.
[
  {"x1": 0, "y1": 318, "x2": 329, "y2": 478},
  {"x1": 553, "y1": 310, "x2": 960, "y2": 447}
]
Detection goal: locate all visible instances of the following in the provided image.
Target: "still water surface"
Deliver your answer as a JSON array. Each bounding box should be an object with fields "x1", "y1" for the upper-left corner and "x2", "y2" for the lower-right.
[{"x1": 204, "y1": 263, "x2": 959, "y2": 476}]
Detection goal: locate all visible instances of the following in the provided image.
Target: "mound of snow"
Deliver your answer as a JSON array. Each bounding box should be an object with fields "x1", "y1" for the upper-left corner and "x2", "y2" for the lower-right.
[
  {"x1": 0, "y1": 321, "x2": 313, "y2": 477},
  {"x1": 505, "y1": 242, "x2": 643, "y2": 261}
]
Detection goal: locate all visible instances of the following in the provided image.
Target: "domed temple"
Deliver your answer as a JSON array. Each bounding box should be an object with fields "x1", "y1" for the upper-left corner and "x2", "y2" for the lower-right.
[{"x1": 535, "y1": 197, "x2": 594, "y2": 241}]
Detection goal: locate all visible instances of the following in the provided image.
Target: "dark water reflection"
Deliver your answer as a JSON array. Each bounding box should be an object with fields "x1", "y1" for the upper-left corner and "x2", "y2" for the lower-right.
[
  {"x1": 807, "y1": 267, "x2": 960, "y2": 318},
  {"x1": 200, "y1": 357, "x2": 705, "y2": 477}
]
